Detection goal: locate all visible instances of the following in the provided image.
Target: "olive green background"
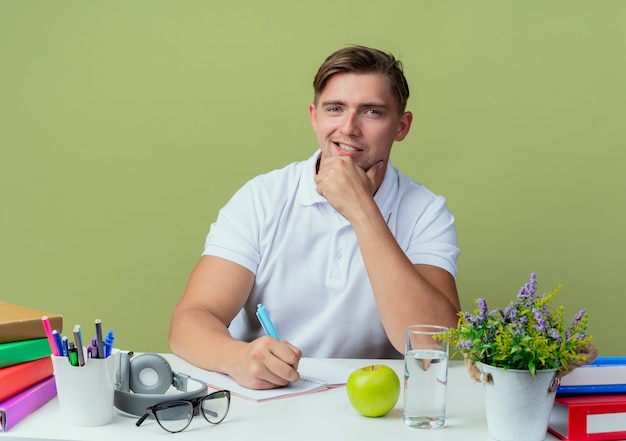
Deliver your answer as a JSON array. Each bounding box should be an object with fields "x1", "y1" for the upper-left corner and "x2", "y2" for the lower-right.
[{"x1": 1, "y1": 1, "x2": 624, "y2": 355}]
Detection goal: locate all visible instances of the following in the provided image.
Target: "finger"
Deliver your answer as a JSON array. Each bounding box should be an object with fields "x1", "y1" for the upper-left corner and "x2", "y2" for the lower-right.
[
  {"x1": 269, "y1": 343, "x2": 301, "y2": 381},
  {"x1": 286, "y1": 341, "x2": 302, "y2": 370},
  {"x1": 250, "y1": 337, "x2": 301, "y2": 382},
  {"x1": 252, "y1": 359, "x2": 298, "y2": 388},
  {"x1": 246, "y1": 367, "x2": 291, "y2": 389},
  {"x1": 260, "y1": 366, "x2": 296, "y2": 387},
  {"x1": 247, "y1": 355, "x2": 296, "y2": 388}
]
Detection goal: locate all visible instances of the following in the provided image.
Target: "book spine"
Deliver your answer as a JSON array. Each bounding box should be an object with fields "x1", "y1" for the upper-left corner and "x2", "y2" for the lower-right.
[
  {"x1": 0, "y1": 339, "x2": 52, "y2": 369},
  {"x1": 557, "y1": 384, "x2": 626, "y2": 396},
  {"x1": 0, "y1": 376, "x2": 57, "y2": 432},
  {"x1": 558, "y1": 357, "x2": 626, "y2": 389},
  {"x1": 590, "y1": 356, "x2": 626, "y2": 365},
  {"x1": 566, "y1": 403, "x2": 588, "y2": 440}
]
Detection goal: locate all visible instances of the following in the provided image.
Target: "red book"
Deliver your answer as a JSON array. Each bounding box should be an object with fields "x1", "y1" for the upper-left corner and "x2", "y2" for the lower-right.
[
  {"x1": 0, "y1": 357, "x2": 54, "y2": 402},
  {"x1": 548, "y1": 394, "x2": 626, "y2": 440}
]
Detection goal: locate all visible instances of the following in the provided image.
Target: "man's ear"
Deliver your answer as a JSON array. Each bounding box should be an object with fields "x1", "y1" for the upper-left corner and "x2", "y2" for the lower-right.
[
  {"x1": 395, "y1": 111, "x2": 413, "y2": 142},
  {"x1": 308, "y1": 103, "x2": 318, "y2": 130}
]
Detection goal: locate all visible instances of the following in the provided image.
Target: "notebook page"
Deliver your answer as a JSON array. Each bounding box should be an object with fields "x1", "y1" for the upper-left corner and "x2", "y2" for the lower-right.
[
  {"x1": 180, "y1": 358, "x2": 353, "y2": 401},
  {"x1": 297, "y1": 358, "x2": 353, "y2": 386},
  {"x1": 199, "y1": 370, "x2": 327, "y2": 401}
]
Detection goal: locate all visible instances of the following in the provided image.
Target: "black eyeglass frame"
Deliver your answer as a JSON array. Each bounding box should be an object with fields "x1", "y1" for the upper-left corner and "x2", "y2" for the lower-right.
[{"x1": 135, "y1": 390, "x2": 231, "y2": 433}]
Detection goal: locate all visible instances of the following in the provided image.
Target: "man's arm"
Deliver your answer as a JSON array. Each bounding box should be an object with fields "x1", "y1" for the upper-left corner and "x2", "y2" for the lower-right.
[
  {"x1": 351, "y1": 211, "x2": 460, "y2": 352},
  {"x1": 168, "y1": 255, "x2": 302, "y2": 389},
  {"x1": 315, "y1": 157, "x2": 460, "y2": 353}
]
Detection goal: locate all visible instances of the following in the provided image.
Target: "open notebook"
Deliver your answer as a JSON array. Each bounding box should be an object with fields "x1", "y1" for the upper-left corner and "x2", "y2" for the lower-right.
[{"x1": 179, "y1": 358, "x2": 354, "y2": 402}]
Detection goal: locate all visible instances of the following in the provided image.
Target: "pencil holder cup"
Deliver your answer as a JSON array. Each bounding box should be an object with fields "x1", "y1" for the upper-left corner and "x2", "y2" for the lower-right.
[{"x1": 51, "y1": 348, "x2": 120, "y2": 426}]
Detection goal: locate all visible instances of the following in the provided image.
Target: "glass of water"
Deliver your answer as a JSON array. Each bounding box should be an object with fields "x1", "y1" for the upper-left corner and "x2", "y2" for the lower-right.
[{"x1": 403, "y1": 325, "x2": 449, "y2": 429}]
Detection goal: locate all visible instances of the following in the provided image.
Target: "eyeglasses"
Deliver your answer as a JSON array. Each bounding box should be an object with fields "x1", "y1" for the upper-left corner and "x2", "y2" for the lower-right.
[{"x1": 136, "y1": 390, "x2": 231, "y2": 433}]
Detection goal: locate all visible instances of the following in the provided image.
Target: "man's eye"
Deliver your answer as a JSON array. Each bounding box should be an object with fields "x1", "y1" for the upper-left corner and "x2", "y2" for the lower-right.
[
  {"x1": 366, "y1": 109, "x2": 381, "y2": 116},
  {"x1": 327, "y1": 107, "x2": 341, "y2": 113}
]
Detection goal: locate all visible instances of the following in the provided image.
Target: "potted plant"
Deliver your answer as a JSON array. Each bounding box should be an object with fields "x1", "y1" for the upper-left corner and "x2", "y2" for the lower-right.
[{"x1": 439, "y1": 272, "x2": 596, "y2": 441}]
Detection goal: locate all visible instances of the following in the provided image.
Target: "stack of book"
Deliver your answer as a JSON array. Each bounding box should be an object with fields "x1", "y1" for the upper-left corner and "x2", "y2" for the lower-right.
[
  {"x1": 0, "y1": 302, "x2": 62, "y2": 432},
  {"x1": 549, "y1": 356, "x2": 626, "y2": 441}
]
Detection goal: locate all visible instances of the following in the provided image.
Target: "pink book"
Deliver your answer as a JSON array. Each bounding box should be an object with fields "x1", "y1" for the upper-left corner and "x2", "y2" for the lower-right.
[{"x1": 0, "y1": 376, "x2": 57, "y2": 432}]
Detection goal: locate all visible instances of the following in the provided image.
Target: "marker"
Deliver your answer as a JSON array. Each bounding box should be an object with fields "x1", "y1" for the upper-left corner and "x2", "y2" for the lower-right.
[
  {"x1": 75, "y1": 324, "x2": 83, "y2": 344},
  {"x1": 104, "y1": 330, "x2": 114, "y2": 357},
  {"x1": 73, "y1": 326, "x2": 85, "y2": 366},
  {"x1": 68, "y1": 342, "x2": 79, "y2": 366},
  {"x1": 62, "y1": 336, "x2": 69, "y2": 357},
  {"x1": 256, "y1": 303, "x2": 280, "y2": 339},
  {"x1": 87, "y1": 338, "x2": 98, "y2": 358},
  {"x1": 41, "y1": 316, "x2": 60, "y2": 356},
  {"x1": 95, "y1": 319, "x2": 105, "y2": 358},
  {"x1": 52, "y1": 330, "x2": 64, "y2": 357}
]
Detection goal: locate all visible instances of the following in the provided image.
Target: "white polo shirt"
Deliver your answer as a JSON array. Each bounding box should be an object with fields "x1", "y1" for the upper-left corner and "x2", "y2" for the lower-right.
[{"x1": 203, "y1": 150, "x2": 459, "y2": 359}]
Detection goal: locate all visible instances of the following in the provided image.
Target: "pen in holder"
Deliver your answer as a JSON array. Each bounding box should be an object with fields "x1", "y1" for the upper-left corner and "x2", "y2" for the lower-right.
[{"x1": 51, "y1": 348, "x2": 120, "y2": 427}]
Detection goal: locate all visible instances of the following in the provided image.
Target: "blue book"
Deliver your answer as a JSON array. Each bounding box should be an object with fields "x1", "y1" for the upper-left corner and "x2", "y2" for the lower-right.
[{"x1": 557, "y1": 356, "x2": 626, "y2": 396}]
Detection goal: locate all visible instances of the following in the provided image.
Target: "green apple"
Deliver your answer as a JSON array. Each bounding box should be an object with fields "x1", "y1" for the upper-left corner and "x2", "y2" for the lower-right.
[{"x1": 346, "y1": 364, "x2": 400, "y2": 417}]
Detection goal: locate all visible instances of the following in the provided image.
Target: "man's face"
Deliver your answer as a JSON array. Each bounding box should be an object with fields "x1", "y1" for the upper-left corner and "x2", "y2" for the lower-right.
[{"x1": 309, "y1": 72, "x2": 412, "y2": 176}]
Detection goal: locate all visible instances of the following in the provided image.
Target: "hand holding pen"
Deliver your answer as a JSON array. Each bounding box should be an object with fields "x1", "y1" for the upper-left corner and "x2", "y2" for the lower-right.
[{"x1": 248, "y1": 304, "x2": 301, "y2": 388}]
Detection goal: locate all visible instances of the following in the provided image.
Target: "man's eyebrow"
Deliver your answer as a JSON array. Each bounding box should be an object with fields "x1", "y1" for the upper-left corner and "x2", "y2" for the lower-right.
[
  {"x1": 359, "y1": 102, "x2": 389, "y2": 109},
  {"x1": 320, "y1": 100, "x2": 389, "y2": 109},
  {"x1": 320, "y1": 99, "x2": 346, "y2": 107}
]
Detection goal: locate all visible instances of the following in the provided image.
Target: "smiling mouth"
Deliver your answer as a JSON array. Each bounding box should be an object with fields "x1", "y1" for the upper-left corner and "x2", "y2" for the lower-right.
[{"x1": 334, "y1": 142, "x2": 362, "y2": 153}]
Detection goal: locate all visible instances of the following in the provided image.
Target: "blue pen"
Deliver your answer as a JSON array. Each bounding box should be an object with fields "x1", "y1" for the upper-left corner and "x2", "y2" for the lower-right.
[
  {"x1": 256, "y1": 303, "x2": 280, "y2": 339},
  {"x1": 62, "y1": 336, "x2": 69, "y2": 357},
  {"x1": 52, "y1": 330, "x2": 64, "y2": 356}
]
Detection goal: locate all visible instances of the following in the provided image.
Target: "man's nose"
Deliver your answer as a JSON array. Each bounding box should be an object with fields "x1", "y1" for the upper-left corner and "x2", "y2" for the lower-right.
[{"x1": 340, "y1": 111, "x2": 361, "y2": 136}]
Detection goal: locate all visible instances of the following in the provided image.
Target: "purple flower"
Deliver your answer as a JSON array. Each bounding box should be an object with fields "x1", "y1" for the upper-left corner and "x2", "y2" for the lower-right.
[
  {"x1": 517, "y1": 272, "x2": 538, "y2": 307},
  {"x1": 533, "y1": 309, "x2": 548, "y2": 332},
  {"x1": 573, "y1": 309, "x2": 586, "y2": 323},
  {"x1": 550, "y1": 328, "x2": 561, "y2": 341},
  {"x1": 491, "y1": 308, "x2": 504, "y2": 319},
  {"x1": 515, "y1": 315, "x2": 527, "y2": 334},
  {"x1": 503, "y1": 305, "x2": 517, "y2": 322},
  {"x1": 444, "y1": 272, "x2": 592, "y2": 373},
  {"x1": 478, "y1": 298, "x2": 489, "y2": 319},
  {"x1": 463, "y1": 311, "x2": 480, "y2": 326},
  {"x1": 457, "y1": 341, "x2": 472, "y2": 350}
]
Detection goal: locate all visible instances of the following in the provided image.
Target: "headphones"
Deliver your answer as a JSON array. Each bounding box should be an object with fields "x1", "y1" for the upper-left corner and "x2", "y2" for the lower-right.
[{"x1": 114, "y1": 352, "x2": 208, "y2": 417}]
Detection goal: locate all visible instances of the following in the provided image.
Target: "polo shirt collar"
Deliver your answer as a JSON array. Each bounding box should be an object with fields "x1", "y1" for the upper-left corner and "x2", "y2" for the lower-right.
[{"x1": 298, "y1": 150, "x2": 397, "y2": 221}]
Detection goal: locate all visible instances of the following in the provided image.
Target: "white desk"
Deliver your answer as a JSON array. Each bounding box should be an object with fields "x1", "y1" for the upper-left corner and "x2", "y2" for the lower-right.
[{"x1": 1, "y1": 354, "x2": 563, "y2": 441}]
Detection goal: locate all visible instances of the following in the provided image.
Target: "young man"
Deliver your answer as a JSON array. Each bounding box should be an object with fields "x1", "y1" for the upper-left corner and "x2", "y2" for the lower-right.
[{"x1": 169, "y1": 45, "x2": 461, "y2": 390}]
